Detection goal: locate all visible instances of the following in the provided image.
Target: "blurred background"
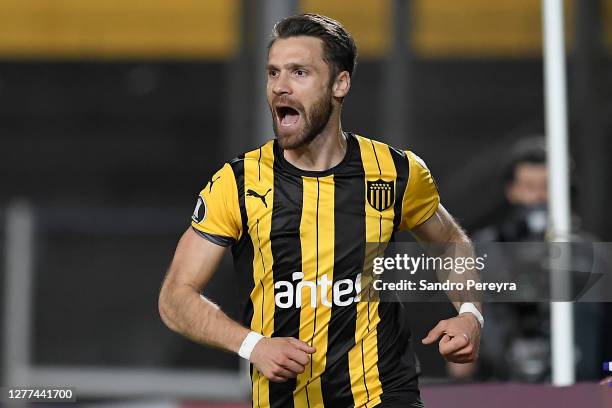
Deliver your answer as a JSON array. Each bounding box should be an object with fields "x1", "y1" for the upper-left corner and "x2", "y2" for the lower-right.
[{"x1": 1, "y1": 0, "x2": 611, "y2": 406}]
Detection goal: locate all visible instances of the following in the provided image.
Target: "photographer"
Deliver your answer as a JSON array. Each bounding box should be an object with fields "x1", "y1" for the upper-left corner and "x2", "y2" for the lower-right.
[{"x1": 448, "y1": 137, "x2": 604, "y2": 382}]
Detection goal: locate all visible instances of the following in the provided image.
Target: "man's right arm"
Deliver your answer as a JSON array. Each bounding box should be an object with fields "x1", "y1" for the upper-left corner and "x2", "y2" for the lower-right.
[
  {"x1": 158, "y1": 227, "x2": 315, "y2": 382},
  {"x1": 158, "y1": 227, "x2": 250, "y2": 353}
]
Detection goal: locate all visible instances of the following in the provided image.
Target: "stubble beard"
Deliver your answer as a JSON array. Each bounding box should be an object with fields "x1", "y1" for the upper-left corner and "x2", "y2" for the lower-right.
[{"x1": 272, "y1": 89, "x2": 334, "y2": 150}]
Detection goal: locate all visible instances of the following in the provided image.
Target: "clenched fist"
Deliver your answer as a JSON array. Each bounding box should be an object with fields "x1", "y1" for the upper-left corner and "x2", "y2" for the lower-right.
[
  {"x1": 422, "y1": 313, "x2": 481, "y2": 363},
  {"x1": 250, "y1": 337, "x2": 316, "y2": 382}
]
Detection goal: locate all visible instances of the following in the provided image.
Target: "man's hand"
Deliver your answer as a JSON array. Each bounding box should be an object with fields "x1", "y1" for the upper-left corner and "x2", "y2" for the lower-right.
[
  {"x1": 422, "y1": 313, "x2": 481, "y2": 363},
  {"x1": 250, "y1": 337, "x2": 316, "y2": 382}
]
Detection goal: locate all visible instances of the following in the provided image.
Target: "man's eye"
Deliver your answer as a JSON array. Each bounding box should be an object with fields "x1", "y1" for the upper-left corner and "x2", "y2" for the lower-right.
[
  {"x1": 295, "y1": 70, "x2": 306, "y2": 76},
  {"x1": 268, "y1": 70, "x2": 278, "y2": 77}
]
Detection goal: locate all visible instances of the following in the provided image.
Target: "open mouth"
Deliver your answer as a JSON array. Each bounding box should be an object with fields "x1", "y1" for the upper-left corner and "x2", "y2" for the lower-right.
[{"x1": 276, "y1": 105, "x2": 301, "y2": 127}]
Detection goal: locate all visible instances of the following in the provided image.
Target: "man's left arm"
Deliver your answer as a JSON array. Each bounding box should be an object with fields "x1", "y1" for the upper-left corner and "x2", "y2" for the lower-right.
[{"x1": 411, "y1": 204, "x2": 482, "y2": 364}]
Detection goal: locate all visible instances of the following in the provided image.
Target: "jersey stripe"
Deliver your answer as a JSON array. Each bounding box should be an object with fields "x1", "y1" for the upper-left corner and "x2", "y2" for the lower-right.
[
  {"x1": 351, "y1": 136, "x2": 398, "y2": 407},
  {"x1": 321, "y1": 137, "x2": 365, "y2": 407},
  {"x1": 229, "y1": 155, "x2": 253, "y2": 325},
  {"x1": 268, "y1": 151, "x2": 304, "y2": 408},
  {"x1": 229, "y1": 155, "x2": 262, "y2": 406},
  {"x1": 390, "y1": 149, "x2": 410, "y2": 233},
  {"x1": 293, "y1": 175, "x2": 335, "y2": 408},
  {"x1": 244, "y1": 142, "x2": 276, "y2": 408},
  {"x1": 377, "y1": 147, "x2": 416, "y2": 405}
]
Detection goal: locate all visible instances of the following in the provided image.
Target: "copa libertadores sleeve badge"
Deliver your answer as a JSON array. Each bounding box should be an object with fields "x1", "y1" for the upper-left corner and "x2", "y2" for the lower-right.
[{"x1": 192, "y1": 195, "x2": 207, "y2": 224}]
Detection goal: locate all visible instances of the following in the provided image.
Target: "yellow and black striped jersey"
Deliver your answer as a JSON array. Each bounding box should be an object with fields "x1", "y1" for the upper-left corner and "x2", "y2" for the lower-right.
[{"x1": 191, "y1": 133, "x2": 439, "y2": 408}]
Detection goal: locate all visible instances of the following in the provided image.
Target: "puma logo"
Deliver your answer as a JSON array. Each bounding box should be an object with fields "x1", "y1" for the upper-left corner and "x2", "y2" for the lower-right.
[
  {"x1": 208, "y1": 176, "x2": 220, "y2": 193},
  {"x1": 247, "y1": 188, "x2": 272, "y2": 207}
]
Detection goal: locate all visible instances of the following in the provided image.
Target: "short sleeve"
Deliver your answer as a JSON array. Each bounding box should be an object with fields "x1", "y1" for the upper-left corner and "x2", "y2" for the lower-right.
[
  {"x1": 399, "y1": 151, "x2": 440, "y2": 230},
  {"x1": 190, "y1": 163, "x2": 242, "y2": 246}
]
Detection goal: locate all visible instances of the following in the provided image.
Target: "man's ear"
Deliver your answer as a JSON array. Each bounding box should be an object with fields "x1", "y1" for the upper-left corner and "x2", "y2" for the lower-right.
[{"x1": 332, "y1": 71, "x2": 351, "y2": 98}]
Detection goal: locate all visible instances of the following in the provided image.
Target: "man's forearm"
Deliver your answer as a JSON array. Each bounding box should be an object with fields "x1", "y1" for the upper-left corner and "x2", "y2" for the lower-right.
[
  {"x1": 438, "y1": 230, "x2": 482, "y2": 313},
  {"x1": 159, "y1": 283, "x2": 250, "y2": 354},
  {"x1": 447, "y1": 242, "x2": 482, "y2": 313}
]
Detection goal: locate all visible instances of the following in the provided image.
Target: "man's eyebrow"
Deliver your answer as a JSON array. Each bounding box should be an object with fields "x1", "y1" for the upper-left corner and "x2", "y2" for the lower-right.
[
  {"x1": 266, "y1": 62, "x2": 311, "y2": 71},
  {"x1": 286, "y1": 63, "x2": 311, "y2": 70}
]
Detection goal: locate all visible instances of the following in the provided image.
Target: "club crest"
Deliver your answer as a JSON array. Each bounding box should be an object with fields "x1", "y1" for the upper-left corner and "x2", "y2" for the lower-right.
[{"x1": 367, "y1": 179, "x2": 394, "y2": 212}]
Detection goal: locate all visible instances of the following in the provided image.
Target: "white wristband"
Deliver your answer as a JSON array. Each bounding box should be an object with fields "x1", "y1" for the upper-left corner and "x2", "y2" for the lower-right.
[
  {"x1": 459, "y1": 302, "x2": 484, "y2": 328},
  {"x1": 238, "y1": 331, "x2": 264, "y2": 361}
]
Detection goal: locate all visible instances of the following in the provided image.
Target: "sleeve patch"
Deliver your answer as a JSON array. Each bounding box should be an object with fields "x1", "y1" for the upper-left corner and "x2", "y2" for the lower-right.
[{"x1": 191, "y1": 195, "x2": 207, "y2": 224}]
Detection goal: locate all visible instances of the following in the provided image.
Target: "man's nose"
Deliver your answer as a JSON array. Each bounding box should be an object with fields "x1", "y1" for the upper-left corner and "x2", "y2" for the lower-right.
[{"x1": 272, "y1": 71, "x2": 291, "y2": 95}]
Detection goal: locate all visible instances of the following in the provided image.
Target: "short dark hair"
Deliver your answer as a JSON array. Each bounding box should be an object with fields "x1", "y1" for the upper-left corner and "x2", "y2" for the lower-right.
[
  {"x1": 269, "y1": 13, "x2": 358, "y2": 78},
  {"x1": 503, "y1": 137, "x2": 547, "y2": 185}
]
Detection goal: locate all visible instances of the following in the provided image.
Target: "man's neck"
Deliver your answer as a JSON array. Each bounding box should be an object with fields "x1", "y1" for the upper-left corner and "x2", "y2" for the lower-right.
[{"x1": 283, "y1": 121, "x2": 347, "y2": 172}]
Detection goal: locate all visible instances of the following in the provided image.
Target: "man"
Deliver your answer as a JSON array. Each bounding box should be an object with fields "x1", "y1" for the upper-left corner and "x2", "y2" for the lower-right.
[
  {"x1": 477, "y1": 139, "x2": 549, "y2": 243},
  {"x1": 159, "y1": 14, "x2": 482, "y2": 408},
  {"x1": 449, "y1": 140, "x2": 549, "y2": 381},
  {"x1": 455, "y1": 138, "x2": 604, "y2": 382}
]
